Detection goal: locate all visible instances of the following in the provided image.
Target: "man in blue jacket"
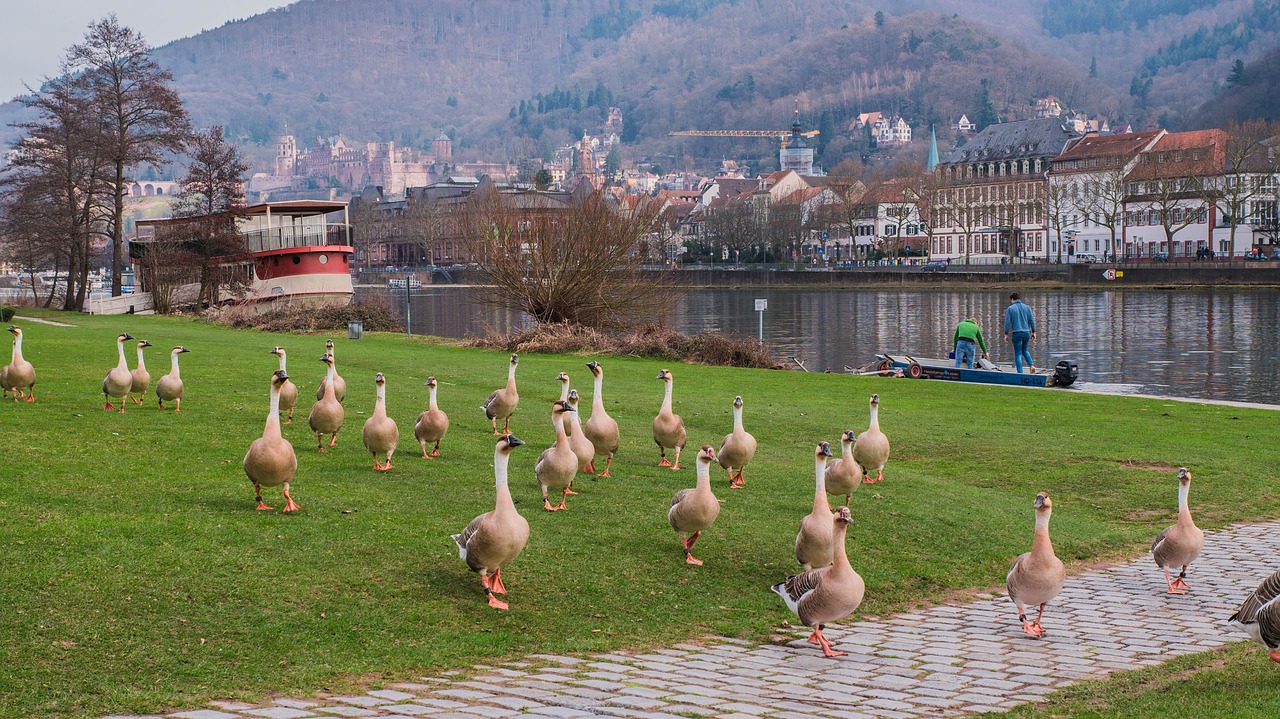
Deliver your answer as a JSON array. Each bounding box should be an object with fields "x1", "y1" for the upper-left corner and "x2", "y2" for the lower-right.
[{"x1": 1003, "y1": 292, "x2": 1036, "y2": 373}]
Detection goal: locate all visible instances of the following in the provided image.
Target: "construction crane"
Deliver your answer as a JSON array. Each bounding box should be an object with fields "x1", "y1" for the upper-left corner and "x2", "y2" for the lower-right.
[{"x1": 669, "y1": 117, "x2": 819, "y2": 149}]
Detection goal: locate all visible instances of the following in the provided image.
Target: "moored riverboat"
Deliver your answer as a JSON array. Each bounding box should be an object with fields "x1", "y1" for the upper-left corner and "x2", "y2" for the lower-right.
[{"x1": 863, "y1": 353, "x2": 1078, "y2": 388}]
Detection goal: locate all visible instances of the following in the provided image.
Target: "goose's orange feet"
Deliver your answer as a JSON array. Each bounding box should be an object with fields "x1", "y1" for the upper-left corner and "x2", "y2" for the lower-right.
[
  {"x1": 543, "y1": 499, "x2": 560, "y2": 512},
  {"x1": 816, "y1": 632, "x2": 846, "y2": 657},
  {"x1": 421, "y1": 447, "x2": 430, "y2": 459},
  {"x1": 1270, "y1": 649, "x2": 1280, "y2": 664},
  {"x1": 658, "y1": 457, "x2": 672, "y2": 467},
  {"x1": 671, "y1": 463, "x2": 681, "y2": 471},
  {"x1": 429, "y1": 447, "x2": 441, "y2": 457},
  {"x1": 806, "y1": 630, "x2": 822, "y2": 645},
  {"x1": 24, "y1": 394, "x2": 34, "y2": 403},
  {"x1": 328, "y1": 434, "x2": 338, "y2": 448},
  {"x1": 282, "y1": 495, "x2": 300, "y2": 513},
  {"x1": 490, "y1": 570, "x2": 507, "y2": 595},
  {"x1": 584, "y1": 459, "x2": 597, "y2": 473},
  {"x1": 104, "y1": 402, "x2": 114, "y2": 412},
  {"x1": 255, "y1": 500, "x2": 273, "y2": 511},
  {"x1": 685, "y1": 552, "x2": 704, "y2": 566},
  {"x1": 487, "y1": 593, "x2": 509, "y2": 610}
]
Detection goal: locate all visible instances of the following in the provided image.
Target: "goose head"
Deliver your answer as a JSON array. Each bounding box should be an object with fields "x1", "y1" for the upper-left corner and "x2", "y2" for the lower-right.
[
  {"x1": 567, "y1": 389, "x2": 580, "y2": 408},
  {"x1": 498, "y1": 434, "x2": 525, "y2": 453},
  {"x1": 817, "y1": 442, "x2": 833, "y2": 458},
  {"x1": 509, "y1": 353, "x2": 519, "y2": 366},
  {"x1": 374, "y1": 372, "x2": 386, "y2": 387},
  {"x1": 552, "y1": 399, "x2": 575, "y2": 415},
  {"x1": 424, "y1": 376, "x2": 437, "y2": 389},
  {"x1": 656, "y1": 369, "x2": 673, "y2": 382},
  {"x1": 733, "y1": 395, "x2": 743, "y2": 409},
  {"x1": 137, "y1": 340, "x2": 153, "y2": 349},
  {"x1": 841, "y1": 429, "x2": 857, "y2": 445},
  {"x1": 556, "y1": 371, "x2": 570, "y2": 385},
  {"x1": 1034, "y1": 492, "x2": 1052, "y2": 511},
  {"x1": 586, "y1": 360, "x2": 602, "y2": 377},
  {"x1": 697, "y1": 444, "x2": 717, "y2": 464},
  {"x1": 320, "y1": 352, "x2": 334, "y2": 365},
  {"x1": 835, "y1": 506, "x2": 852, "y2": 525},
  {"x1": 272, "y1": 369, "x2": 290, "y2": 387},
  {"x1": 173, "y1": 346, "x2": 190, "y2": 355},
  {"x1": 118, "y1": 333, "x2": 134, "y2": 344},
  {"x1": 869, "y1": 393, "x2": 880, "y2": 408},
  {"x1": 6, "y1": 325, "x2": 20, "y2": 338},
  {"x1": 270, "y1": 346, "x2": 286, "y2": 357},
  {"x1": 1177, "y1": 467, "x2": 1191, "y2": 484},
  {"x1": 325, "y1": 339, "x2": 335, "y2": 350}
]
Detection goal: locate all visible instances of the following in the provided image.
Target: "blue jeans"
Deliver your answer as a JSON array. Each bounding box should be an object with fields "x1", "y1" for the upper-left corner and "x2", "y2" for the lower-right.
[
  {"x1": 954, "y1": 339, "x2": 976, "y2": 368},
  {"x1": 1011, "y1": 331, "x2": 1033, "y2": 373}
]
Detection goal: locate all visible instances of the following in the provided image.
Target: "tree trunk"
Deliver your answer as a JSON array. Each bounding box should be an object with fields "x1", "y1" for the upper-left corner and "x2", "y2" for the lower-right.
[{"x1": 112, "y1": 161, "x2": 124, "y2": 296}]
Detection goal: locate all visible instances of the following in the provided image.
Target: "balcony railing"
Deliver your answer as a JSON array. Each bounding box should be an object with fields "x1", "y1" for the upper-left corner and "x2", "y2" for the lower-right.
[{"x1": 241, "y1": 224, "x2": 351, "y2": 254}]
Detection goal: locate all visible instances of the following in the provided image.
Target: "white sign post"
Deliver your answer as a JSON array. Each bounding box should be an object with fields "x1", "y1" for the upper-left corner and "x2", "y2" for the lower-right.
[{"x1": 754, "y1": 298, "x2": 767, "y2": 342}]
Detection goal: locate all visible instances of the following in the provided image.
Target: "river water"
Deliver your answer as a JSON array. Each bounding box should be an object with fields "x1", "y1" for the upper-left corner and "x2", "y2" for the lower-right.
[{"x1": 365, "y1": 285, "x2": 1280, "y2": 405}]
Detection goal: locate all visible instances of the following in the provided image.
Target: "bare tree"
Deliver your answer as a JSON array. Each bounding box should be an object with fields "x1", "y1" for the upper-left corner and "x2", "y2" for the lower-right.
[
  {"x1": 461, "y1": 190, "x2": 678, "y2": 328},
  {"x1": 69, "y1": 15, "x2": 190, "y2": 297},
  {"x1": 1204, "y1": 120, "x2": 1280, "y2": 254},
  {"x1": 173, "y1": 126, "x2": 249, "y2": 308},
  {"x1": 1044, "y1": 180, "x2": 1081, "y2": 263},
  {"x1": 1087, "y1": 165, "x2": 1128, "y2": 260}
]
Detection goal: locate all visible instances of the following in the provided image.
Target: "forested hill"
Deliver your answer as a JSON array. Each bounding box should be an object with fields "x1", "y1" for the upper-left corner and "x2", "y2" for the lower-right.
[{"x1": 1, "y1": 0, "x2": 1275, "y2": 170}]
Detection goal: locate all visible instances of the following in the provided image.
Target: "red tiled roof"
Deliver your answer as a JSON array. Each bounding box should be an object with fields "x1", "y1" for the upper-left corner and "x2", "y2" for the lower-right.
[
  {"x1": 1053, "y1": 130, "x2": 1164, "y2": 164},
  {"x1": 1126, "y1": 129, "x2": 1228, "y2": 181}
]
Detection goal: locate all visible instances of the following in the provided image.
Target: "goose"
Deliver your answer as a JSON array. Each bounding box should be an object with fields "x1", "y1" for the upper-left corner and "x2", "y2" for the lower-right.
[
  {"x1": 362, "y1": 372, "x2": 399, "y2": 471},
  {"x1": 315, "y1": 339, "x2": 346, "y2": 403},
  {"x1": 824, "y1": 430, "x2": 864, "y2": 506},
  {"x1": 414, "y1": 376, "x2": 449, "y2": 458},
  {"x1": 3, "y1": 326, "x2": 35, "y2": 402},
  {"x1": 101, "y1": 333, "x2": 135, "y2": 412},
  {"x1": 668, "y1": 445, "x2": 721, "y2": 565},
  {"x1": 243, "y1": 370, "x2": 300, "y2": 512},
  {"x1": 128, "y1": 339, "x2": 154, "y2": 405},
  {"x1": 535, "y1": 400, "x2": 578, "y2": 511},
  {"x1": 717, "y1": 395, "x2": 757, "y2": 488},
  {"x1": 1152, "y1": 467, "x2": 1204, "y2": 594},
  {"x1": 795, "y1": 442, "x2": 836, "y2": 571},
  {"x1": 556, "y1": 372, "x2": 573, "y2": 432},
  {"x1": 582, "y1": 361, "x2": 620, "y2": 476},
  {"x1": 1229, "y1": 569, "x2": 1280, "y2": 664},
  {"x1": 155, "y1": 346, "x2": 190, "y2": 411},
  {"x1": 772, "y1": 506, "x2": 864, "y2": 657},
  {"x1": 308, "y1": 352, "x2": 344, "y2": 451},
  {"x1": 1006, "y1": 492, "x2": 1066, "y2": 638},
  {"x1": 453, "y1": 434, "x2": 530, "y2": 610},
  {"x1": 853, "y1": 394, "x2": 890, "y2": 484},
  {"x1": 565, "y1": 390, "x2": 595, "y2": 474},
  {"x1": 270, "y1": 347, "x2": 298, "y2": 424},
  {"x1": 482, "y1": 353, "x2": 519, "y2": 435},
  {"x1": 652, "y1": 369, "x2": 687, "y2": 470}
]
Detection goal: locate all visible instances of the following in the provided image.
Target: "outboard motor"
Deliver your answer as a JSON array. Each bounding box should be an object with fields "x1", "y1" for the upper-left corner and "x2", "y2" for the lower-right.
[{"x1": 1054, "y1": 360, "x2": 1079, "y2": 387}]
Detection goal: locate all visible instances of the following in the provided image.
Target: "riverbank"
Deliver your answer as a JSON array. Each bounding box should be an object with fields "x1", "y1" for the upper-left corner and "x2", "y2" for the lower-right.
[{"x1": 3, "y1": 310, "x2": 1276, "y2": 718}]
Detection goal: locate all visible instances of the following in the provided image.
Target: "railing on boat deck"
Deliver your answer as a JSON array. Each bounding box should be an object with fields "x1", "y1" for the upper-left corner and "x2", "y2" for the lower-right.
[{"x1": 241, "y1": 224, "x2": 351, "y2": 253}]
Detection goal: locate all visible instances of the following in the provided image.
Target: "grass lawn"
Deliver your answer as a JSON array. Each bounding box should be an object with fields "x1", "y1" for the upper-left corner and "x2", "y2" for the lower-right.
[
  {"x1": 992, "y1": 642, "x2": 1280, "y2": 718},
  {"x1": 0, "y1": 310, "x2": 1276, "y2": 718}
]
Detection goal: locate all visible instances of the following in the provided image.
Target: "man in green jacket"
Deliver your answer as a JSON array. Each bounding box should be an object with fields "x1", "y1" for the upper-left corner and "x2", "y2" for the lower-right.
[{"x1": 953, "y1": 317, "x2": 987, "y2": 369}]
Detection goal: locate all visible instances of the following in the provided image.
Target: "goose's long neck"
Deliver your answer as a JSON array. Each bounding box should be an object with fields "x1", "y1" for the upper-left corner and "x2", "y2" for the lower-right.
[
  {"x1": 830, "y1": 521, "x2": 852, "y2": 578},
  {"x1": 842, "y1": 439, "x2": 854, "y2": 460},
  {"x1": 869, "y1": 404, "x2": 880, "y2": 432},
  {"x1": 116, "y1": 340, "x2": 128, "y2": 369},
  {"x1": 592, "y1": 374, "x2": 605, "y2": 411},
  {"x1": 277, "y1": 353, "x2": 287, "y2": 373},
  {"x1": 506, "y1": 363, "x2": 517, "y2": 390},
  {"x1": 814, "y1": 456, "x2": 831, "y2": 513},
  {"x1": 1177, "y1": 482, "x2": 1192, "y2": 523},
  {"x1": 1031, "y1": 509, "x2": 1054, "y2": 557},
  {"x1": 428, "y1": 384, "x2": 438, "y2": 411},
  {"x1": 553, "y1": 412, "x2": 567, "y2": 443},
  {"x1": 661, "y1": 380, "x2": 673, "y2": 414},
  {"x1": 169, "y1": 352, "x2": 181, "y2": 377},
  {"x1": 265, "y1": 384, "x2": 283, "y2": 438},
  {"x1": 135, "y1": 346, "x2": 146, "y2": 369},
  {"x1": 323, "y1": 363, "x2": 336, "y2": 398},
  {"x1": 559, "y1": 382, "x2": 569, "y2": 402},
  {"x1": 696, "y1": 459, "x2": 712, "y2": 492},
  {"x1": 374, "y1": 383, "x2": 387, "y2": 418},
  {"x1": 12, "y1": 334, "x2": 23, "y2": 362},
  {"x1": 494, "y1": 449, "x2": 515, "y2": 514},
  {"x1": 733, "y1": 405, "x2": 744, "y2": 432}
]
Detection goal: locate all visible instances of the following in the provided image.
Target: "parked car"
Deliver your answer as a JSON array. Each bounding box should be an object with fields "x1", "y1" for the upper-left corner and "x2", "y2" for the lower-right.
[
  {"x1": 919, "y1": 261, "x2": 948, "y2": 273},
  {"x1": 1152, "y1": 252, "x2": 1170, "y2": 262},
  {"x1": 1075, "y1": 253, "x2": 1102, "y2": 264}
]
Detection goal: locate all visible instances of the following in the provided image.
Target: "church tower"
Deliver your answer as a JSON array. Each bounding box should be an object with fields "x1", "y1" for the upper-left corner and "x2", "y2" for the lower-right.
[{"x1": 275, "y1": 135, "x2": 298, "y2": 177}]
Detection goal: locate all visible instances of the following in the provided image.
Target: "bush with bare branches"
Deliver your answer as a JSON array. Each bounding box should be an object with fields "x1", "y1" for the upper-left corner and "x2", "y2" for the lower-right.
[
  {"x1": 464, "y1": 322, "x2": 779, "y2": 369},
  {"x1": 216, "y1": 296, "x2": 400, "y2": 334},
  {"x1": 460, "y1": 188, "x2": 680, "y2": 328}
]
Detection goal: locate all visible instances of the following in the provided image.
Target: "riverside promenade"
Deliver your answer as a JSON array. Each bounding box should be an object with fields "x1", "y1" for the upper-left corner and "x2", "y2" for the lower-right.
[{"x1": 108, "y1": 520, "x2": 1277, "y2": 719}]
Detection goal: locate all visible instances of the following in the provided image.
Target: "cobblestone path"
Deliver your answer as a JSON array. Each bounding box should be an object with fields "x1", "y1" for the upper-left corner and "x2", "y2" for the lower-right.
[{"x1": 107, "y1": 521, "x2": 1278, "y2": 719}]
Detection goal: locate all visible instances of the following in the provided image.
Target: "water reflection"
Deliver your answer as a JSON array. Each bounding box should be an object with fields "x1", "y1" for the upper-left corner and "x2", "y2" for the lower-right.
[{"x1": 366, "y1": 286, "x2": 1280, "y2": 405}]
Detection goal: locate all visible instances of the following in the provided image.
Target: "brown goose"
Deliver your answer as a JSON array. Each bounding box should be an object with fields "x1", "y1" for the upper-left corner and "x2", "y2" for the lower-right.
[
  {"x1": 101, "y1": 333, "x2": 134, "y2": 412},
  {"x1": 1152, "y1": 467, "x2": 1204, "y2": 594},
  {"x1": 1230, "y1": 570, "x2": 1280, "y2": 664},
  {"x1": 482, "y1": 354, "x2": 519, "y2": 435},
  {"x1": 535, "y1": 400, "x2": 578, "y2": 511},
  {"x1": 414, "y1": 376, "x2": 449, "y2": 458},
  {"x1": 308, "y1": 352, "x2": 344, "y2": 451},
  {"x1": 315, "y1": 339, "x2": 346, "y2": 403},
  {"x1": 565, "y1": 390, "x2": 595, "y2": 473},
  {"x1": 795, "y1": 442, "x2": 836, "y2": 571},
  {"x1": 668, "y1": 445, "x2": 721, "y2": 565},
  {"x1": 824, "y1": 430, "x2": 864, "y2": 506},
  {"x1": 453, "y1": 434, "x2": 529, "y2": 610},
  {"x1": 155, "y1": 346, "x2": 190, "y2": 411},
  {"x1": 718, "y1": 395, "x2": 757, "y2": 489},
  {"x1": 3, "y1": 325, "x2": 35, "y2": 402},
  {"x1": 362, "y1": 372, "x2": 399, "y2": 471},
  {"x1": 270, "y1": 347, "x2": 298, "y2": 424},
  {"x1": 652, "y1": 369, "x2": 687, "y2": 470},
  {"x1": 853, "y1": 394, "x2": 890, "y2": 484},
  {"x1": 128, "y1": 339, "x2": 153, "y2": 405},
  {"x1": 1006, "y1": 492, "x2": 1066, "y2": 638},
  {"x1": 772, "y1": 506, "x2": 864, "y2": 657},
  {"x1": 243, "y1": 370, "x2": 300, "y2": 512},
  {"x1": 582, "y1": 361, "x2": 620, "y2": 476}
]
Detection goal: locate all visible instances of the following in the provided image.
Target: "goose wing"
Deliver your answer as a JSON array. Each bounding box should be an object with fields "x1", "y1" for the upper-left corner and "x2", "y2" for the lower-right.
[
  {"x1": 670, "y1": 488, "x2": 693, "y2": 508},
  {"x1": 1231, "y1": 570, "x2": 1280, "y2": 623},
  {"x1": 780, "y1": 567, "x2": 827, "y2": 603},
  {"x1": 454, "y1": 513, "x2": 488, "y2": 567},
  {"x1": 482, "y1": 389, "x2": 501, "y2": 416}
]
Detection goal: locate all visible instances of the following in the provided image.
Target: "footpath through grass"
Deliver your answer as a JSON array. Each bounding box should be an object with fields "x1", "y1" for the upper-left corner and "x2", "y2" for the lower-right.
[{"x1": 0, "y1": 310, "x2": 1276, "y2": 718}]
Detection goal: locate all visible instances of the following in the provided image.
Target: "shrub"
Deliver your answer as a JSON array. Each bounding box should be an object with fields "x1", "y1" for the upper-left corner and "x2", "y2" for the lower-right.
[
  {"x1": 0, "y1": 306, "x2": 15, "y2": 323},
  {"x1": 464, "y1": 322, "x2": 780, "y2": 369},
  {"x1": 217, "y1": 296, "x2": 401, "y2": 334}
]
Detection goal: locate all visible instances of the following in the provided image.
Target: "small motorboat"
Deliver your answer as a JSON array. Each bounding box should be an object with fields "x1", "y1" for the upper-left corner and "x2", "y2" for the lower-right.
[{"x1": 858, "y1": 353, "x2": 1078, "y2": 388}]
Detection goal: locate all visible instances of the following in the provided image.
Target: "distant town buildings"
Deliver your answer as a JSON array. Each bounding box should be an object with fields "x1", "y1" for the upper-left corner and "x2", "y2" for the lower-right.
[{"x1": 850, "y1": 112, "x2": 913, "y2": 146}]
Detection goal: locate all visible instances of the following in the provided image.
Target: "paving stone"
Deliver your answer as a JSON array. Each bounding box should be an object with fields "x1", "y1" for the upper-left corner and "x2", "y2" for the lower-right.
[
  {"x1": 243, "y1": 709, "x2": 317, "y2": 719},
  {"x1": 375, "y1": 707, "x2": 435, "y2": 716},
  {"x1": 369, "y1": 691, "x2": 418, "y2": 702},
  {"x1": 209, "y1": 703, "x2": 257, "y2": 711},
  {"x1": 333, "y1": 697, "x2": 389, "y2": 707},
  {"x1": 274, "y1": 701, "x2": 321, "y2": 710},
  {"x1": 169, "y1": 712, "x2": 242, "y2": 719},
  {"x1": 313, "y1": 709, "x2": 380, "y2": 718}
]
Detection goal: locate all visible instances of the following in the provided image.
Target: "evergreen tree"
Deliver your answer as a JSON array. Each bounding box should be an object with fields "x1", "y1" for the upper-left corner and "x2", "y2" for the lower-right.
[
  {"x1": 1089, "y1": 56, "x2": 1099, "y2": 78},
  {"x1": 1227, "y1": 59, "x2": 1245, "y2": 86},
  {"x1": 974, "y1": 79, "x2": 1000, "y2": 131},
  {"x1": 818, "y1": 110, "x2": 834, "y2": 156},
  {"x1": 874, "y1": 10, "x2": 886, "y2": 26}
]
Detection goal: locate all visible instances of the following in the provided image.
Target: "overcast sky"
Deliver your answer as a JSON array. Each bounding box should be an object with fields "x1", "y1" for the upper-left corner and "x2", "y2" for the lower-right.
[{"x1": 1, "y1": 1, "x2": 288, "y2": 101}]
